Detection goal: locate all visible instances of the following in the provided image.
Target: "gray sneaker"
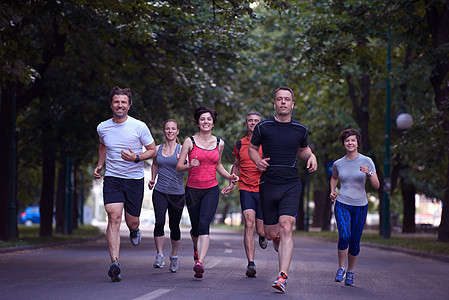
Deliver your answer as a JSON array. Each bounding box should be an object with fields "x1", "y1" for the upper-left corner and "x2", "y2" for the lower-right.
[
  {"x1": 154, "y1": 254, "x2": 165, "y2": 268},
  {"x1": 169, "y1": 255, "x2": 178, "y2": 273},
  {"x1": 129, "y1": 228, "x2": 141, "y2": 246}
]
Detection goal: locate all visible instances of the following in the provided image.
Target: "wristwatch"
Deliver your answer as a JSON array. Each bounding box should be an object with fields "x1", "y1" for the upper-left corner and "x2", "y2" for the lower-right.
[
  {"x1": 134, "y1": 154, "x2": 140, "y2": 163},
  {"x1": 369, "y1": 171, "x2": 373, "y2": 177}
]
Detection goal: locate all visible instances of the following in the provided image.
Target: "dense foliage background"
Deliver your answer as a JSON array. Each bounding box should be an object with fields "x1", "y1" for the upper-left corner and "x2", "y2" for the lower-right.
[{"x1": 1, "y1": 0, "x2": 448, "y2": 241}]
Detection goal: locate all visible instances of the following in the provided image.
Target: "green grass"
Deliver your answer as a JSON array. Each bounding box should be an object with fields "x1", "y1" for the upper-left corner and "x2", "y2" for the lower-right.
[
  {"x1": 0, "y1": 225, "x2": 101, "y2": 249},
  {"x1": 294, "y1": 230, "x2": 449, "y2": 257},
  {"x1": 2, "y1": 224, "x2": 449, "y2": 258},
  {"x1": 212, "y1": 224, "x2": 449, "y2": 256}
]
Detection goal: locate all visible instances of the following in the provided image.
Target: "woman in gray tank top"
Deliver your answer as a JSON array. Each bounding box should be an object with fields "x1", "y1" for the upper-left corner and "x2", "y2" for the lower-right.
[{"x1": 148, "y1": 119, "x2": 186, "y2": 273}]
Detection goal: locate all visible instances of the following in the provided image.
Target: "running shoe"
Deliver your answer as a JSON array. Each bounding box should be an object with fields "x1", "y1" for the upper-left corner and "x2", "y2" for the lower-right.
[
  {"x1": 153, "y1": 253, "x2": 165, "y2": 268},
  {"x1": 273, "y1": 235, "x2": 280, "y2": 252},
  {"x1": 193, "y1": 261, "x2": 204, "y2": 278},
  {"x1": 246, "y1": 261, "x2": 257, "y2": 277},
  {"x1": 108, "y1": 261, "x2": 121, "y2": 282},
  {"x1": 272, "y1": 272, "x2": 288, "y2": 293},
  {"x1": 193, "y1": 250, "x2": 199, "y2": 262},
  {"x1": 334, "y1": 267, "x2": 346, "y2": 282},
  {"x1": 129, "y1": 228, "x2": 141, "y2": 246},
  {"x1": 169, "y1": 255, "x2": 178, "y2": 273},
  {"x1": 259, "y1": 236, "x2": 268, "y2": 249},
  {"x1": 345, "y1": 271, "x2": 355, "y2": 286}
]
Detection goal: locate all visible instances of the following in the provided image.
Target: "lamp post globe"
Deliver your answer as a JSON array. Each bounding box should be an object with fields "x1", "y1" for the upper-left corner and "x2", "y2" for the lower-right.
[{"x1": 396, "y1": 112, "x2": 413, "y2": 130}]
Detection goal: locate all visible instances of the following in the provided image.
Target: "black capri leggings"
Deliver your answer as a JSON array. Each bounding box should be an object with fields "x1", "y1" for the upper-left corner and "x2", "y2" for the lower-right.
[
  {"x1": 152, "y1": 189, "x2": 185, "y2": 241},
  {"x1": 185, "y1": 185, "x2": 219, "y2": 236}
]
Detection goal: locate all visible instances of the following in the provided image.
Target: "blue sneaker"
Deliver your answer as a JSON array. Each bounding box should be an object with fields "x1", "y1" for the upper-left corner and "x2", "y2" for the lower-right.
[
  {"x1": 334, "y1": 267, "x2": 345, "y2": 282},
  {"x1": 345, "y1": 271, "x2": 354, "y2": 286},
  {"x1": 108, "y1": 261, "x2": 121, "y2": 282}
]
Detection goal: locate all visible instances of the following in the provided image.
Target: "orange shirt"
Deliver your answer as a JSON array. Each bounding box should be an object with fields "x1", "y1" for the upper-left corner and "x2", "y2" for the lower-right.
[{"x1": 232, "y1": 135, "x2": 262, "y2": 192}]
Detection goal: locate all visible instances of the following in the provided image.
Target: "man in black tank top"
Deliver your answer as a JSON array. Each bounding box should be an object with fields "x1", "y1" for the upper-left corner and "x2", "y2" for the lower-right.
[{"x1": 248, "y1": 86, "x2": 317, "y2": 293}]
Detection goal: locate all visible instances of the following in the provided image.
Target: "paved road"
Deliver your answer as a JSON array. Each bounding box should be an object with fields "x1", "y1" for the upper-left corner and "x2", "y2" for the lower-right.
[{"x1": 1, "y1": 225, "x2": 449, "y2": 300}]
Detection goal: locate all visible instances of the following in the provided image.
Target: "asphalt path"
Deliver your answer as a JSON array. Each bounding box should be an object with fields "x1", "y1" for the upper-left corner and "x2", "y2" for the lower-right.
[{"x1": 1, "y1": 225, "x2": 449, "y2": 300}]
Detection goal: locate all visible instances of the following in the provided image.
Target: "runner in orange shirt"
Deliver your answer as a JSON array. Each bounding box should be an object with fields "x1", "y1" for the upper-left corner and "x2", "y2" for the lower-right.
[{"x1": 222, "y1": 111, "x2": 268, "y2": 277}]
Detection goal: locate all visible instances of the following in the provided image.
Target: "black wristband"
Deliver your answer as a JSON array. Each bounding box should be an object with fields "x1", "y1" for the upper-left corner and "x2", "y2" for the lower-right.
[{"x1": 134, "y1": 154, "x2": 140, "y2": 163}]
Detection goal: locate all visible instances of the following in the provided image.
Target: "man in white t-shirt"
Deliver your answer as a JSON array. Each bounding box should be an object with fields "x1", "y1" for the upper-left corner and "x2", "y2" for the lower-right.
[{"x1": 94, "y1": 86, "x2": 156, "y2": 282}]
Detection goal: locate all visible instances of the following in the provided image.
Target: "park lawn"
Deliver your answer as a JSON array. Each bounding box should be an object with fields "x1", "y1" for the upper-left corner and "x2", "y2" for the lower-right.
[
  {"x1": 2, "y1": 224, "x2": 448, "y2": 258},
  {"x1": 295, "y1": 230, "x2": 449, "y2": 257},
  {"x1": 0, "y1": 225, "x2": 101, "y2": 248}
]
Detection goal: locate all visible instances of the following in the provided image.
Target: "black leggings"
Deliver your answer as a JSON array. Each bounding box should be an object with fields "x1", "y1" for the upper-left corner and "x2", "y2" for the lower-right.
[
  {"x1": 186, "y1": 185, "x2": 219, "y2": 236},
  {"x1": 152, "y1": 189, "x2": 185, "y2": 241}
]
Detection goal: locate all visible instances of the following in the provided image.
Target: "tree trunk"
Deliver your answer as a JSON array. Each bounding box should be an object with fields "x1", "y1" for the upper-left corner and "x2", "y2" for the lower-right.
[
  {"x1": 39, "y1": 144, "x2": 55, "y2": 237},
  {"x1": 0, "y1": 15, "x2": 67, "y2": 239},
  {"x1": 72, "y1": 163, "x2": 79, "y2": 230},
  {"x1": 296, "y1": 172, "x2": 306, "y2": 231},
  {"x1": 401, "y1": 179, "x2": 416, "y2": 233},
  {"x1": 438, "y1": 161, "x2": 449, "y2": 242},
  {"x1": 322, "y1": 186, "x2": 332, "y2": 231},
  {"x1": 426, "y1": 1, "x2": 449, "y2": 242},
  {"x1": 312, "y1": 190, "x2": 327, "y2": 228},
  {"x1": 55, "y1": 164, "x2": 66, "y2": 234},
  {"x1": 39, "y1": 97, "x2": 56, "y2": 237},
  {"x1": 0, "y1": 85, "x2": 16, "y2": 240},
  {"x1": 220, "y1": 202, "x2": 230, "y2": 224}
]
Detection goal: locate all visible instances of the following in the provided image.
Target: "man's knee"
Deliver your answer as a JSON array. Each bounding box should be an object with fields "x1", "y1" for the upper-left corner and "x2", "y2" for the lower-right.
[
  {"x1": 108, "y1": 212, "x2": 122, "y2": 224},
  {"x1": 244, "y1": 217, "x2": 256, "y2": 230},
  {"x1": 278, "y1": 216, "x2": 295, "y2": 233}
]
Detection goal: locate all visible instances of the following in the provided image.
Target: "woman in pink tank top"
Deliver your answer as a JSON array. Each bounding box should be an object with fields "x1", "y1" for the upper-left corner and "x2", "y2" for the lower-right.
[{"x1": 176, "y1": 106, "x2": 239, "y2": 279}]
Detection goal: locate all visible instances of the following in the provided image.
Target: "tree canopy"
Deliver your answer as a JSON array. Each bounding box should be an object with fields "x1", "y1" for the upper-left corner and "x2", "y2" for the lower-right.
[{"x1": 1, "y1": 0, "x2": 448, "y2": 241}]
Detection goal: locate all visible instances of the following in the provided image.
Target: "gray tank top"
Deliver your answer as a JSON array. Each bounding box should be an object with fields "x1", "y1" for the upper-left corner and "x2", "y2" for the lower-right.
[{"x1": 154, "y1": 144, "x2": 185, "y2": 195}]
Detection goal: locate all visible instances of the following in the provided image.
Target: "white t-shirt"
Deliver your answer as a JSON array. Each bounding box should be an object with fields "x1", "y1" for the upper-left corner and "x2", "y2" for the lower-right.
[
  {"x1": 332, "y1": 153, "x2": 376, "y2": 206},
  {"x1": 97, "y1": 116, "x2": 154, "y2": 179}
]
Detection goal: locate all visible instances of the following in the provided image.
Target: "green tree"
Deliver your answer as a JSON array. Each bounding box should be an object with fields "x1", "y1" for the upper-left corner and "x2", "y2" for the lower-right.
[{"x1": 0, "y1": 0, "x2": 258, "y2": 240}]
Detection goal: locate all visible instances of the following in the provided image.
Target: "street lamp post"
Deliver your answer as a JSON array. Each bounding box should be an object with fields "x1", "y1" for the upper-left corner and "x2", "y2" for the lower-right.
[
  {"x1": 383, "y1": 28, "x2": 414, "y2": 239},
  {"x1": 383, "y1": 27, "x2": 392, "y2": 239}
]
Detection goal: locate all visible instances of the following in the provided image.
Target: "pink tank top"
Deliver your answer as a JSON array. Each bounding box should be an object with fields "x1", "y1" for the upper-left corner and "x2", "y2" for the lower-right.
[{"x1": 186, "y1": 136, "x2": 220, "y2": 189}]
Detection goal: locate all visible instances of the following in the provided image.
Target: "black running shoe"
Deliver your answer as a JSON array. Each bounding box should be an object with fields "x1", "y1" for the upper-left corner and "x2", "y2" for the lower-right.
[
  {"x1": 273, "y1": 235, "x2": 280, "y2": 252},
  {"x1": 259, "y1": 236, "x2": 268, "y2": 249},
  {"x1": 246, "y1": 261, "x2": 257, "y2": 277}
]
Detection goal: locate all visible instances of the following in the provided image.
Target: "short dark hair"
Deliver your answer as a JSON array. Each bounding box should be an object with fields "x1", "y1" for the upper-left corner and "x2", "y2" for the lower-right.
[
  {"x1": 274, "y1": 86, "x2": 295, "y2": 101},
  {"x1": 246, "y1": 111, "x2": 262, "y2": 121},
  {"x1": 109, "y1": 86, "x2": 132, "y2": 104},
  {"x1": 339, "y1": 128, "x2": 362, "y2": 147},
  {"x1": 194, "y1": 106, "x2": 217, "y2": 124}
]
